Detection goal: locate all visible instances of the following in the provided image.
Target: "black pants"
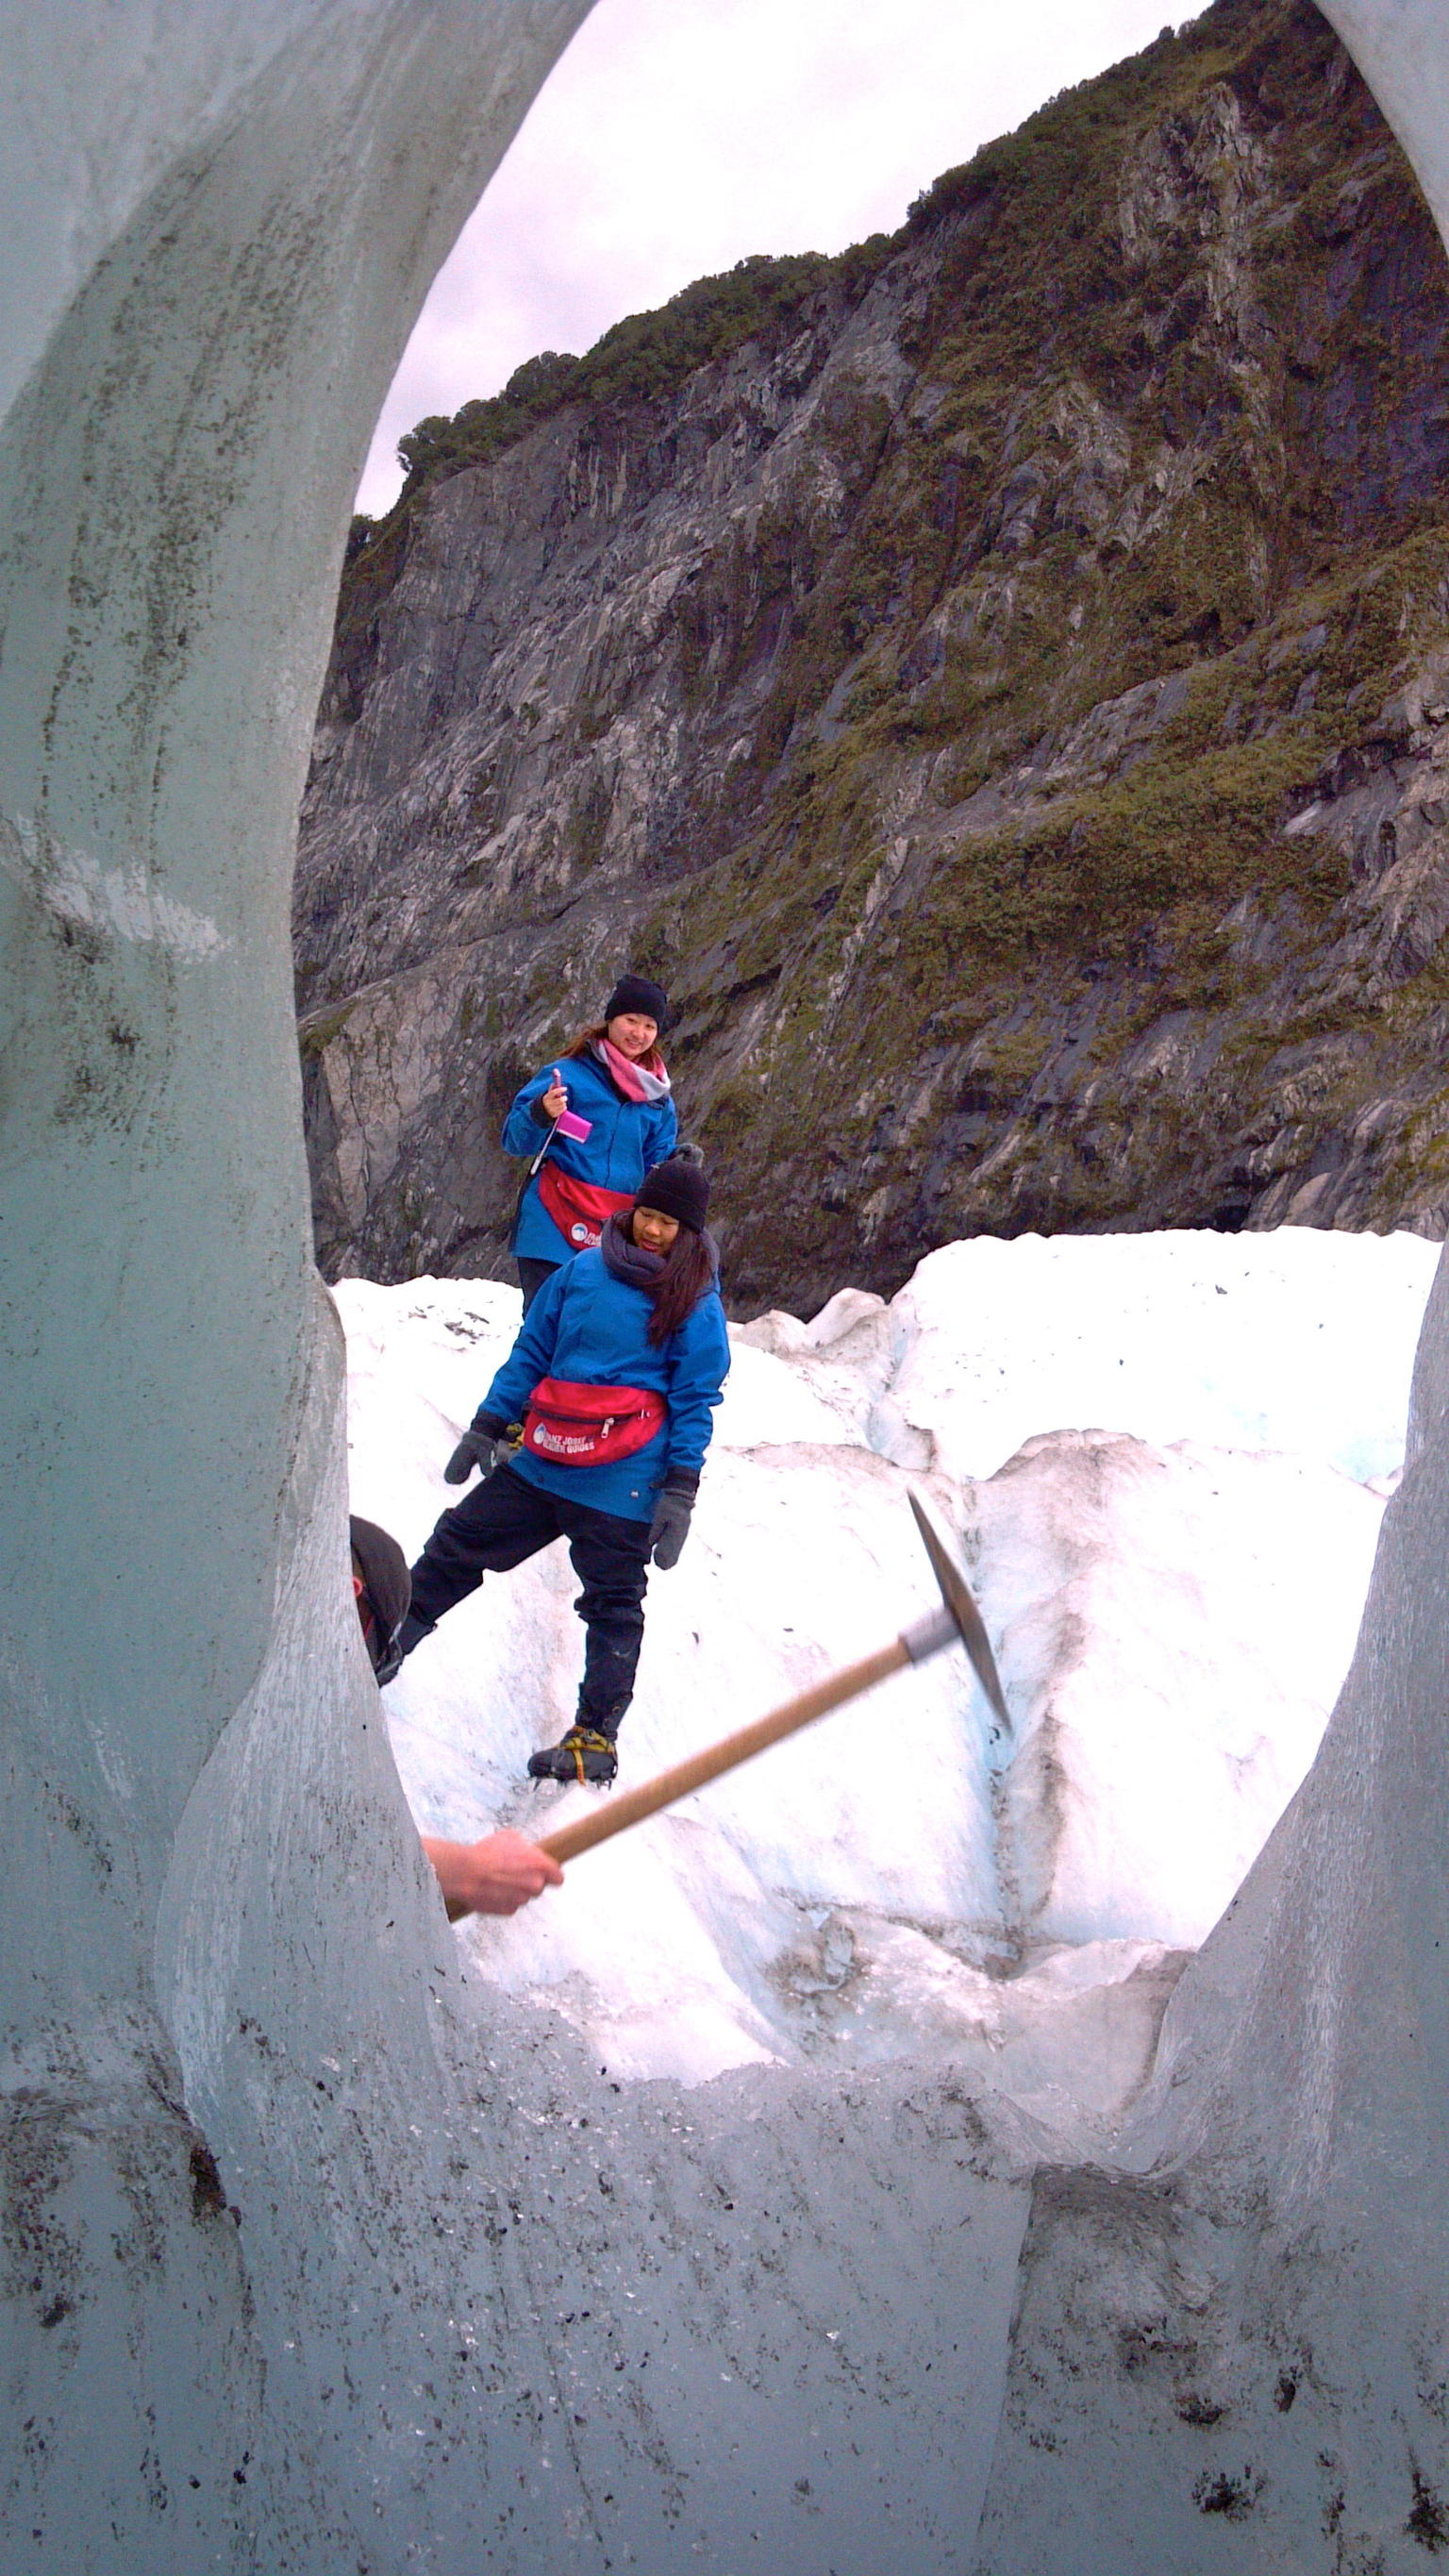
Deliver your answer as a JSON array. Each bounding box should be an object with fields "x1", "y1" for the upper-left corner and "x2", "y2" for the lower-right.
[
  {"x1": 516, "y1": 1257, "x2": 559, "y2": 1315},
  {"x1": 408, "y1": 1464, "x2": 651, "y2": 1733}
]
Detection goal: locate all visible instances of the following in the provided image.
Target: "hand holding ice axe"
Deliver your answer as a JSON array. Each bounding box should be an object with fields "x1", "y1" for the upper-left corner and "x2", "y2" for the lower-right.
[{"x1": 535, "y1": 1491, "x2": 1008, "y2": 1866}]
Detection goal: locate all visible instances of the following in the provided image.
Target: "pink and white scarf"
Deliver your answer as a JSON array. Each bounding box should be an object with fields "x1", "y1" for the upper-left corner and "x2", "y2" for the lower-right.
[{"x1": 591, "y1": 1035, "x2": 672, "y2": 1105}]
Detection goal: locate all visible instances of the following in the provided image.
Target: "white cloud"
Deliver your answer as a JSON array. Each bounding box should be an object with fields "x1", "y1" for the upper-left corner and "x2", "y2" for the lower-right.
[{"x1": 358, "y1": 0, "x2": 1199, "y2": 516}]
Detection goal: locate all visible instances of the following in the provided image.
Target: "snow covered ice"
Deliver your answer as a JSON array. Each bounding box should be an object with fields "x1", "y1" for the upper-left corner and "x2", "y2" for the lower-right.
[{"x1": 344, "y1": 1226, "x2": 1435, "y2": 2128}]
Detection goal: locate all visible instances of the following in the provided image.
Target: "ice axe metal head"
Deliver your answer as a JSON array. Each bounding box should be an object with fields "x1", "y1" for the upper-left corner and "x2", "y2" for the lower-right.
[{"x1": 903, "y1": 1488, "x2": 1010, "y2": 1733}]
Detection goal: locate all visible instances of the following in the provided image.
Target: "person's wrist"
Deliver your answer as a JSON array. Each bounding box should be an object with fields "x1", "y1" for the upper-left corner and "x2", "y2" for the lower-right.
[{"x1": 461, "y1": 1853, "x2": 494, "y2": 1910}]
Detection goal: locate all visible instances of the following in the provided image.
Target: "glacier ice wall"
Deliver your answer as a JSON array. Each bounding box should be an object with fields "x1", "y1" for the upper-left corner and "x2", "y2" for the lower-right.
[
  {"x1": 7, "y1": 1, "x2": 1449, "y2": 2568},
  {"x1": 0, "y1": 5, "x2": 594, "y2": 2564}
]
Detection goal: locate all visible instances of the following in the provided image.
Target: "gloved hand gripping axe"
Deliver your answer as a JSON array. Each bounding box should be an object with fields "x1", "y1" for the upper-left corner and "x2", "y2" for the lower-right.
[{"x1": 535, "y1": 1490, "x2": 1009, "y2": 1865}]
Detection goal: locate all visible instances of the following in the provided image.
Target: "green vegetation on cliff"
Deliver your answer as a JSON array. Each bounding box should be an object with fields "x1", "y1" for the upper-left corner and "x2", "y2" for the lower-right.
[{"x1": 303, "y1": 0, "x2": 1449, "y2": 1306}]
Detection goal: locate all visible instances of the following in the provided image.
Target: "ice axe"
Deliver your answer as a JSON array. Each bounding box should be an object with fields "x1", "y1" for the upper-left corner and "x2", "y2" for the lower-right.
[{"x1": 534, "y1": 1490, "x2": 1008, "y2": 1867}]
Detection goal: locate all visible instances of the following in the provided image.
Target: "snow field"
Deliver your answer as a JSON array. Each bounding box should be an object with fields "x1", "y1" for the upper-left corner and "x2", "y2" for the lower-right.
[
  {"x1": 338, "y1": 1228, "x2": 1438, "y2": 2130},
  {"x1": 749, "y1": 1226, "x2": 1439, "y2": 1484}
]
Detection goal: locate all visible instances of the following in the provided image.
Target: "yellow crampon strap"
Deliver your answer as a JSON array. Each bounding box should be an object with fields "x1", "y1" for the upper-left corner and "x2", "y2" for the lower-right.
[{"x1": 561, "y1": 1727, "x2": 614, "y2": 1782}]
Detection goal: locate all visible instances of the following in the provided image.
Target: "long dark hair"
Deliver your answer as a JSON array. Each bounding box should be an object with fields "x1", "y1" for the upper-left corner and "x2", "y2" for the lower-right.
[{"x1": 641, "y1": 1222, "x2": 715, "y2": 1345}]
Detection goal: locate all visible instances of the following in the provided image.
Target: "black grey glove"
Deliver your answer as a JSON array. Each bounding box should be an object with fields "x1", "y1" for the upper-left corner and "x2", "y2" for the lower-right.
[
  {"x1": 648, "y1": 1470, "x2": 698, "y2": 1570},
  {"x1": 444, "y1": 1413, "x2": 514, "y2": 1485}
]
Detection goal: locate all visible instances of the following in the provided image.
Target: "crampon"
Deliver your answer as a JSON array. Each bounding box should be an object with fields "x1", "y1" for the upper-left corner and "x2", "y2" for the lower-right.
[{"x1": 527, "y1": 1726, "x2": 618, "y2": 1787}]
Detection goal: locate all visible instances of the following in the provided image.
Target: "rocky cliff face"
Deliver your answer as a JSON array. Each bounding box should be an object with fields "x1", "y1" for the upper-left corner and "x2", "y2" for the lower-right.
[{"x1": 295, "y1": 0, "x2": 1449, "y2": 1313}]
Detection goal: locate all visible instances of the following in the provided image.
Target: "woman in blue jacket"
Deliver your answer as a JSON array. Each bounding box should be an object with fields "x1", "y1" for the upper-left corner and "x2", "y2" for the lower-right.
[
  {"x1": 394, "y1": 1156, "x2": 729, "y2": 1786},
  {"x1": 505, "y1": 972, "x2": 678, "y2": 1312}
]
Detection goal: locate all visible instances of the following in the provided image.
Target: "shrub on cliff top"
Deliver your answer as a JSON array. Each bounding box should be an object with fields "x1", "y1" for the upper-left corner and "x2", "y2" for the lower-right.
[
  {"x1": 395, "y1": 349, "x2": 584, "y2": 480},
  {"x1": 388, "y1": 248, "x2": 890, "y2": 507}
]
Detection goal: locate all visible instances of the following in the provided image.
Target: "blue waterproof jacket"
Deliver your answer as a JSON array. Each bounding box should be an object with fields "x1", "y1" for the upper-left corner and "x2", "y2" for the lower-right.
[
  {"x1": 480, "y1": 1247, "x2": 730, "y2": 1522},
  {"x1": 505, "y1": 1051, "x2": 677, "y2": 1263}
]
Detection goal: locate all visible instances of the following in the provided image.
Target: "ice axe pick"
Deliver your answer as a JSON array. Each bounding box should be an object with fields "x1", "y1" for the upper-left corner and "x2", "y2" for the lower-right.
[{"x1": 535, "y1": 1489, "x2": 1009, "y2": 1866}]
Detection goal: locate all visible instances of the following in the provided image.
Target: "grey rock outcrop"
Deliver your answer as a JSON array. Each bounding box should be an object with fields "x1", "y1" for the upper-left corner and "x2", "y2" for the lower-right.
[{"x1": 296, "y1": 0, "x2": 1449, "y2": 1316}]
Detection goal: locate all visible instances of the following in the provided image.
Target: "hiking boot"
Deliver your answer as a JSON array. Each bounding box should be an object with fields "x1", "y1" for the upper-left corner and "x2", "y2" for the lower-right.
[{"x1": 527, "y1": 1727, "x2": 618, "y2": 1787}]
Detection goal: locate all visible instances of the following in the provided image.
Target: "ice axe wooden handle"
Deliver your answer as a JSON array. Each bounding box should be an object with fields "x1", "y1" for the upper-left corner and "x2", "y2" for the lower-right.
[
  {"x1": 536, "y1": 1634, "x2": 922, "y2": 1865},
  {"x1": 534, "y1": 1489, "x2": 1008, "y2": 1867}
]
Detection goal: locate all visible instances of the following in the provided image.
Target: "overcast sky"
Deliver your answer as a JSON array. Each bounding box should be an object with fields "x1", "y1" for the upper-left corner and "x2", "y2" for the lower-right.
[{"x1": 358, "y1": 0, "x2": 1197, "y2": 517}]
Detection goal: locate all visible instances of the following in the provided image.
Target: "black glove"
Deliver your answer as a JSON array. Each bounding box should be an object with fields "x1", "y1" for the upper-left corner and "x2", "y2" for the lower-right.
[
  {"x1": 444, "y1": 1413, "x2": 513, "y2": 1485},
  {"x1": 648, "y1": 1470, "x2": 698, "y2": 1570}
]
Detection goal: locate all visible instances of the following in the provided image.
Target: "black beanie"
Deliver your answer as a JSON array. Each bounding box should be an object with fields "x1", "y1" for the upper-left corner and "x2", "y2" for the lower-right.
[
  {"x1": 349, "y1": 1515, "x2": 411, "y2": 1668},
  {"x1": 605, "y1": 972, "x2": 669, "y2": 1029},
  {"x1": 637, "y1": 1155, "x2": 709, "y2": 1233}
]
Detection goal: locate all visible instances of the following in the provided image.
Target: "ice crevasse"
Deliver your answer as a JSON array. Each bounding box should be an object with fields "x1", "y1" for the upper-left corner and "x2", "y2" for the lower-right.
[{"x1": 351, "y1": 1226, "x2": 1434, "y2": 2125}]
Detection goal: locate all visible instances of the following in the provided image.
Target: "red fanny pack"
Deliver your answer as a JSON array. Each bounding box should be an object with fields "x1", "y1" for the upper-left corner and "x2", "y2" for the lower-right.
[
  {"x1": 522, "y1": 1378, "x2": 667, "y2": 1467},
  {"x1": 536, "y1": 1163, "x2": 635, "y2": 1251}
]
